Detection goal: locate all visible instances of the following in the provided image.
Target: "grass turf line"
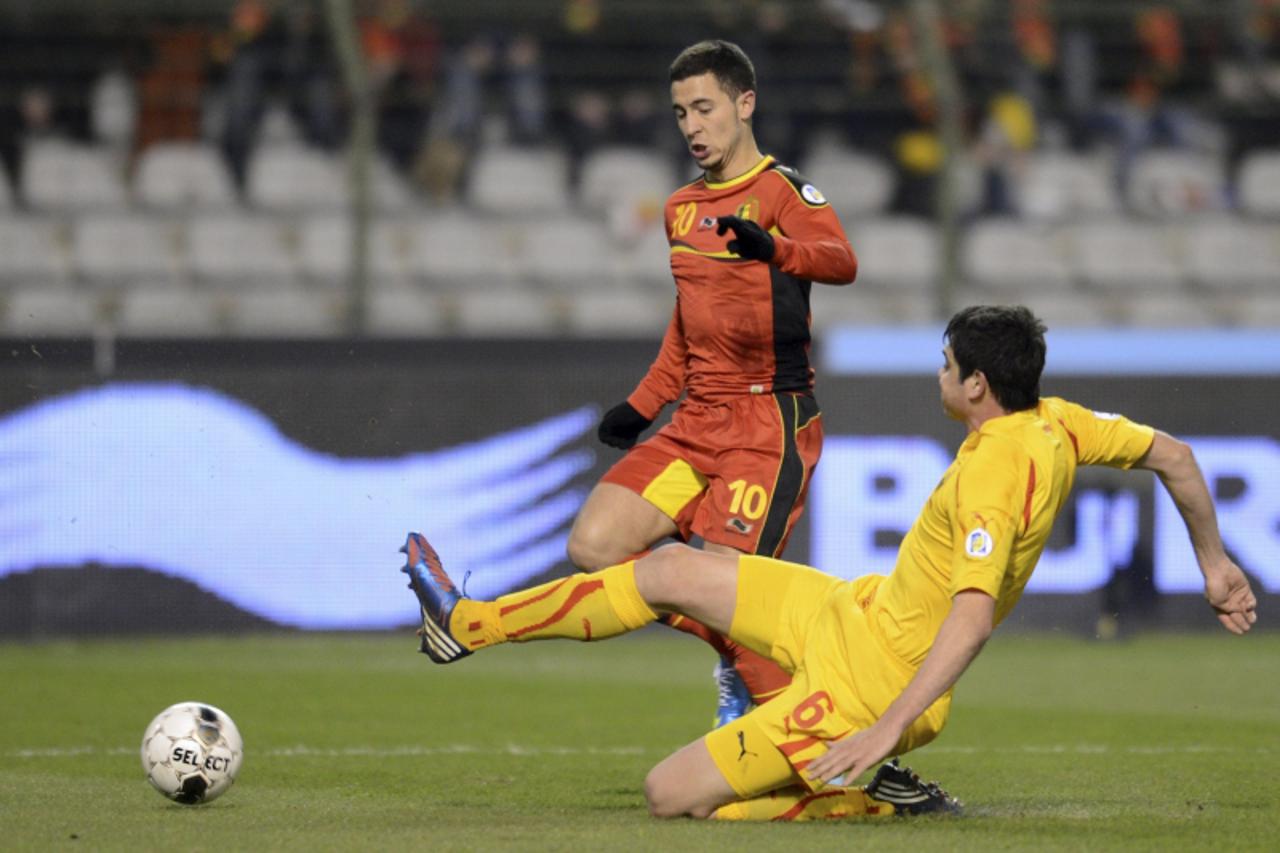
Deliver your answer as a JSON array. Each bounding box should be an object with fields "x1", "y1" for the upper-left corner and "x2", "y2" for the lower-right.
[{"x1": 2, "y1": 631, "x2": 1277, "y2": 851}]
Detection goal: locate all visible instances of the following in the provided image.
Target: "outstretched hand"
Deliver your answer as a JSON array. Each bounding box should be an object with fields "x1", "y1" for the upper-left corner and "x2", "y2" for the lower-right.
[
  {"x1": 804, "y1": 718, "x2": 903, "y2": 787},
  {"x1": 716, "y1": 215, "x2": 775, "y2": 262},
  {"x1": 1204, "y1": 560, "x2": 1258, "y2": 634}
]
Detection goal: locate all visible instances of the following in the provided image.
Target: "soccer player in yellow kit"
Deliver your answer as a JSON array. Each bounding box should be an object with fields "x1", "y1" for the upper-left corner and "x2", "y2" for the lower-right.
[{"x1": 402, "y1": 305, "x2": 1258, "y2": 821}]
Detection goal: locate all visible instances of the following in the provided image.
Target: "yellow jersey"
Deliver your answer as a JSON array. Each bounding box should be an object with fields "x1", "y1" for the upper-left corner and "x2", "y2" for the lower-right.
[{"x1": 865, "y1": 397, "x2": 1156, "y2": 667}]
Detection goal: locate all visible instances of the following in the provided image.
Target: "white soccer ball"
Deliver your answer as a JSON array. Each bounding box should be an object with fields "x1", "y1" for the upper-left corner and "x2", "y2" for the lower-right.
[{"x1": 140, "y1": 702, "x2": 244, "y2": 805}]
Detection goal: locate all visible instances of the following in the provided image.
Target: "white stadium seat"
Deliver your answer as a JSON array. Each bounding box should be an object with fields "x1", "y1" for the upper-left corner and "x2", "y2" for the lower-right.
[
  {"x1": 453, "y1": 284, "x2": 562, "y2": 335},
  {"x1": 1066, "y1": 221, "x2": 1185, "y2": 291},
  {"x1": 809, "y1": 285, "x2": 934, "y2": 329},
  {"x1": 21, "y1": 140, "x2": 128, "y2": 212},
  {"x1": 1126, "y1": 149, "x2": 1226, "y2": 217},
  {"x1": 134, "y1": 143, "x2": 238, "y2": 210},
  {"x1": 225, "y1": 286, "x2": 343, "y2": 336},
  {"x1": 577, "y1": 146, "x2": 675, "y2": 215},
  {"x1": 247, "y1": 144, "x2": 346, "y2": 212},
  {"x1": 72, "y1": 214, "x2": 183, "y2": 285},
  {"x1": 1018, "y1": 151, "x2": 1120, "y2": 221},
  {"x1": 409, "y1": 212, "x2": 522, "y2": 288},
  {"x1": 800, "y1": 146, "x2": 895, "y2": 218},
  {"x1": 565, "y1": 289, "x2": 671, "y2": 335},
  {"x1": 116, "y1": 286, "x2": 224, "y2": 336},
  {"x1": 518, "y1": 216, "x2": 618, "y2": 290},
  {"x1": 961, "y1": 219, "x2": 1074, "y2": 291},
  {"x1": 188, "y1": 215, "x2": 298, "y2": 284},
  {"x1": 1183, "y1": 218, "x2": 1280, "y2": 290},
  {"x1": 367, "y1": 284, "x2": 447, "y2": 336},
  {"x1": 0, "y1": 217, "x2": 71, "y2": 282},
  {"x1": 467, "y1": 145, "x2": 571, "y2": 215},
  {"x1": 844, "y1": 217, "x2": 938, "y2": 290},
  {"x1": 298, "y1": 215, "x2": 407, "y2": 284},
  {"x1": 1237, "y1": 149, "x2": 1280, "y2": 218},
  {"x1": 2, "y1": 285, "x2": 100, "y2": 335},
  {"x1": 614, "y1": 224, "x2": 673, "y2": 291}
]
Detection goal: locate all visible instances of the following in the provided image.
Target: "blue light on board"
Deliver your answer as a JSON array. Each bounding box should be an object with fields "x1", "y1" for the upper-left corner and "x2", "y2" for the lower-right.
[
  {"x1": 823, "y1": 327, "x2": 1280, "y2": 375},
  {"x1": 0, "y1": 384, "x2": 595, "y2": 629}
]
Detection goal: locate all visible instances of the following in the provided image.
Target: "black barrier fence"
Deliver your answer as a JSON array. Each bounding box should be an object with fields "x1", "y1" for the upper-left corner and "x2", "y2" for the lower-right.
[{"x1": 2, "y1": 337, "x2": 1275, "y2": 637}]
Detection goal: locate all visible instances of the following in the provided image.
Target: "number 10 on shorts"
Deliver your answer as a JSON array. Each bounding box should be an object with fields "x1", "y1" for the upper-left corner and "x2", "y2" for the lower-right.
[{"x1": 728, "y1": 479, "x2": 768, "y2": 520}]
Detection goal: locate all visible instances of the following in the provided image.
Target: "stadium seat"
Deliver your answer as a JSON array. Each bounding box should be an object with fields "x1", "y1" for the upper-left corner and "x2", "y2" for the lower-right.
[
  {"x1": 1116, "y1": 291, "x2": 1227, "y2": 327},
  {"x1": 134, "y1": 143, "x2": 238, "y2": 211},
  {"x1": 367, "y1": 284, "x2": 447, "y2": 336},
  {"x1": 408, "y1": 212, "x2": 522, "y2": 289},
  {"x1": 116, "y1": 285, "x2": 225, "y2": 336},
  {"x1": 1065, "y1": 221, "x2": 1185, "y2": 292},
  {"x1": 72, "y1": 214, "x2": 183, "y2": 285},
  {"x1": 0, "y1": 166, "x2": 13, "y2": 210},
  {"x1": 1236, "y1": 149, "x2": 1280, "y2": 218},
  {"x1": 1017, "y1": 150, "x2": 1120, "y2": 221},
  {"x1": 2, "y1": 285, "x2": 101, "y2": 335},
  {"x1": 0, "y1": 217, "x2": 71, "y2": 283},
  {"x1": 247, "y1": 144, "x2": 347, "y2": 212},
  {"x1": 1126, "y1": 149, "x2": 1226, "y2": 217},
  {"x1": 517, "y1": 215, "x2": 618, "y2": 290},
  {"x1": 452, "y1": 284, "x2": 563, "y2": 335},
  {"x1": 1005, "y1": 290, "x2": 1116, "y2": 328},
  {"x1": 799, "y1": 145, "x2": 895, "y2": 218},
  {"x1": 20, "y1": 140, "x2": 128, "y2": 212},
  {"x1": 810, "y1": 285, "x2": 935, "y2": 329},
  {"x1": 1222, "y1": 292, "x2": 1280, "y2": 327},
  {"x1": 577, "y1": 146, "x2": 675, "y2": 215},
  {"x1": 843, "y1": 217, "x2": 938, "y2": 291},
  {"x1": 225, "y1": 286, "x2": 343, "y2": 336},
  {"x1": 1183, "y1": 218, "x2": 1280, "y2": 291},
  {"x1": 565, "y1": 289, "x2": 670, "y2": 335},
  {"x1": 466, "y1": 145, "x2": 571, "y2": 215},
  {"x1": 298, "y1": 215, "x2": 407, "y2": 285},
  {"x1": 961, "y1": 218, "x2": 1074, "y2": 292},
  {"x1": 614, "y1": 223, "x2": 673, "y2": 291},
  {"x1": 188, "y1": 215, "x2": 298, "y2": 285}
]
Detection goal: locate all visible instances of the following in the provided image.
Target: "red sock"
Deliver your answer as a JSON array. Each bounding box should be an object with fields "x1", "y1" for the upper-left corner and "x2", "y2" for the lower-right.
[{"x1": 660, "y1": 613, "x2": 792, "y2": 704}]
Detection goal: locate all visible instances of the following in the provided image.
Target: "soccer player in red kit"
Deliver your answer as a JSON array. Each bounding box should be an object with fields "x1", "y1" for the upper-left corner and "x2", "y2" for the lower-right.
[{"x1": 565, "y1": 40, "x2": 858, "y2": 724}]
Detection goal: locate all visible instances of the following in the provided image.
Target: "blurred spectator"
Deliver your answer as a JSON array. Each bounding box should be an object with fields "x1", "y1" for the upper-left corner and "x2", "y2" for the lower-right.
[
  {"x1": 506, "y1": 34, "x2": 549, "y2": 144},
  {"x1": 1093, "y1": 5, "x2": 1223, "y2": 199},
  {"x1": 211, "y1": 0, "x2": 344, "y2": 190},
  {"x1": 92, "y1": 67, "x2": 138, "y2": 158},
  {"x1": 361, "y1": 0, "x2": 442, "y2": 173},
  {"x1": 974, "y1": 92, "x2": 1037, "y2": 215},
  {"x1": 413, "y1": 32, "x2": 549, "y2": 202},
  {"x1": 564, "y1": 89, "x2": 612, "y2": 186},
  {"x1": 134, "y1": 27, "x2": 204, "y2": 155}
]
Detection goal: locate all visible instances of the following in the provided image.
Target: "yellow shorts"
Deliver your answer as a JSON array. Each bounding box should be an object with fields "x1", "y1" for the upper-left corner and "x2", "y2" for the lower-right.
[{"x1": 704, "y1": 556, "x2": 951, "y2": 798}]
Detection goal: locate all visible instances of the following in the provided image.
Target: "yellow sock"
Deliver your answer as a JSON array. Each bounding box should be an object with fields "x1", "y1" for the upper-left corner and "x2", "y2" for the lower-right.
[
  {"x1": 712, "y1": 785, "x2": 895, "y2": 821},
  {"x1": 449, "y1": 561, "x2": 656, "y2": 651}
]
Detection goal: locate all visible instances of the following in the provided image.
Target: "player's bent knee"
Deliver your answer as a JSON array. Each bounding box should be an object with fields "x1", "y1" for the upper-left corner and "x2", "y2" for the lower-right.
[
  {"x1": 634, "y1": 543, "x2": 698, "y2": 606},
  {"x1": 565, "y1": 529, "x2": 610, "y2": 571},
  {"x1": 644, "y1": 765, "x2": 712, "y2": 820}
]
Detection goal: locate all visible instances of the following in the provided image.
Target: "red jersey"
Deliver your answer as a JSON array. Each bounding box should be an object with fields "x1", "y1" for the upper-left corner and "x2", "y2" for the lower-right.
[{"x1": 627, "y1": 155, "x2": 857, "y2": 417}]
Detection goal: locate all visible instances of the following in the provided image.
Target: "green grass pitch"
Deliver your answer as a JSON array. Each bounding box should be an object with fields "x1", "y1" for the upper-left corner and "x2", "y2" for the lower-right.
[{"x1": 2, "y1": 629, "x2": 1277, "y2": 851}]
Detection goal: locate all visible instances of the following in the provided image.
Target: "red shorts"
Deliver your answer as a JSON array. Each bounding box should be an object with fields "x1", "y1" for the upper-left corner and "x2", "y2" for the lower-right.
[{"x1": 601, "y1": 392, "x2": 822, "y2": 556}]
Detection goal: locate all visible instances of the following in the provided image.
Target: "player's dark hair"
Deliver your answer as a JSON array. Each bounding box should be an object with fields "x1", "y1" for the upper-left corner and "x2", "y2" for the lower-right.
[
  {"x1": 669, "y1": 40, "x2": 756, "y2": 99},
  {"x1": 944, "y1": 305, "x2": 1047, "y2": 412}
]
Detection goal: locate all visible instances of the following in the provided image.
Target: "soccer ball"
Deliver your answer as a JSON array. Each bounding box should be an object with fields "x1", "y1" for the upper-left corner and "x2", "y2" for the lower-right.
[{"x1": 140, "y1": 702, "x2": 243, "y2": 805}]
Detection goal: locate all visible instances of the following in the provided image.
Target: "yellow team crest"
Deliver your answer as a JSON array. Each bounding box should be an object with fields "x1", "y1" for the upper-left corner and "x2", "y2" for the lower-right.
[{"x1": 736, "y1": 196, "x2": 761, "y2": 222}]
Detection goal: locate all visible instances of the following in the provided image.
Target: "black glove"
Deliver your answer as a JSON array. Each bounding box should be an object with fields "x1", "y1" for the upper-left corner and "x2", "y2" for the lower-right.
[
  {"x1": 716, "y1": 215, "x2": 775, "y2": 262},
  {"x1": 597, "y1": 401, "x2": 653, "y2": 450}
]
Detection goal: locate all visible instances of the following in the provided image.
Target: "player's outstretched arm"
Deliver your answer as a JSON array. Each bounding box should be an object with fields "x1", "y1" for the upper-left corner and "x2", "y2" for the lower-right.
[
  {"x1": 1135, "y1": 431, "x2": 1258, "y2": 634},
  {"x1": 805, "y1": 590, "x2": 995, "y2": 785}
]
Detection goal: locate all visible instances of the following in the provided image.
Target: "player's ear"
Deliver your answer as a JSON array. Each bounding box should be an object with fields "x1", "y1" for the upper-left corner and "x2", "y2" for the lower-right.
[
  {"x1": 966, "y1": 370, "x2": 988, "y2": 403},
  {"x1": 737, "y1": 89, "x2": 756, "y2": 121}
]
